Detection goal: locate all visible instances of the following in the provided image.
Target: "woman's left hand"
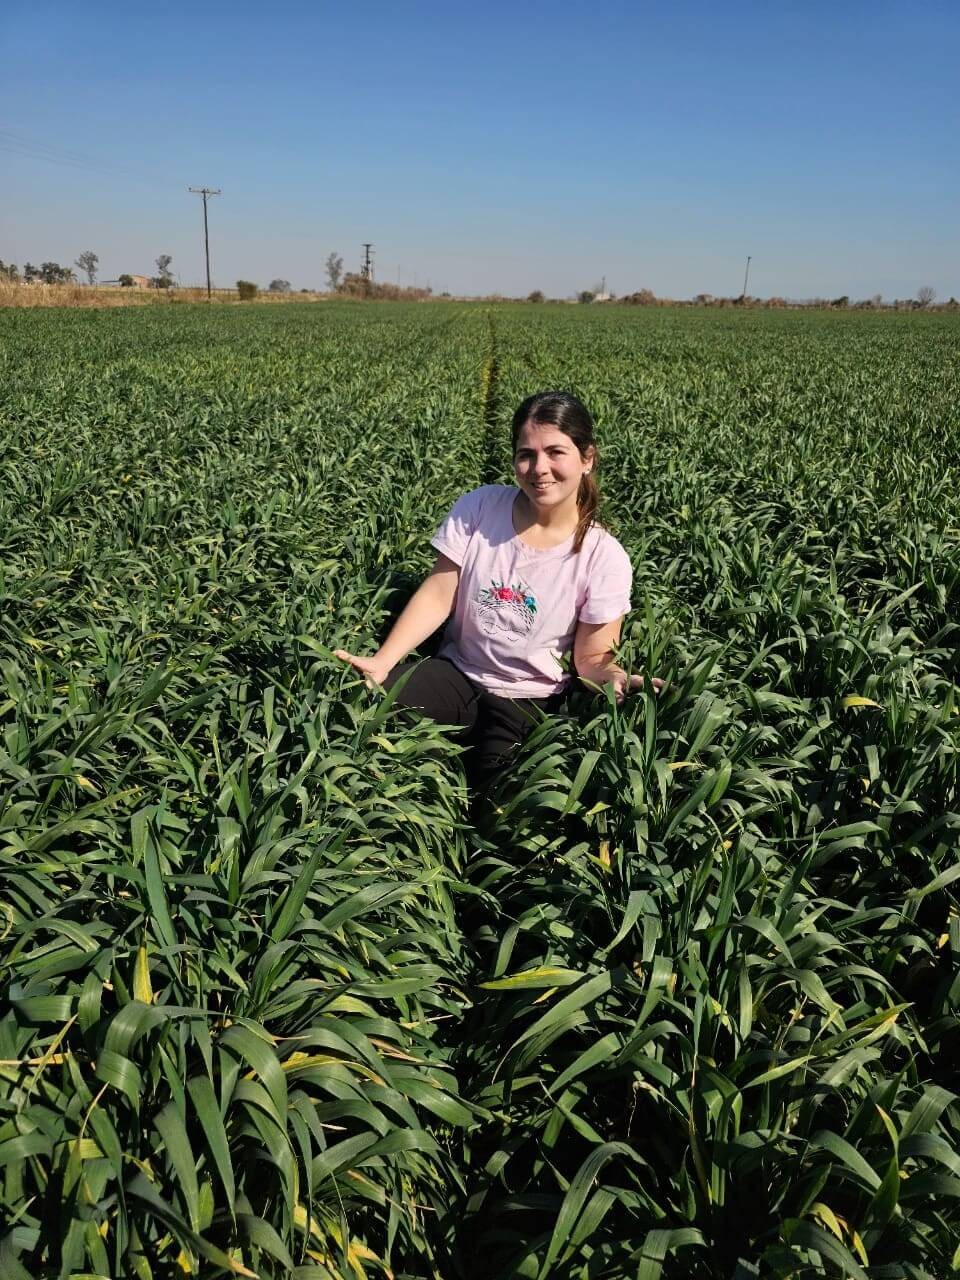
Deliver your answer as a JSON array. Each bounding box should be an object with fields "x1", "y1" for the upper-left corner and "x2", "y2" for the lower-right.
[{"x1": 611, "y1": 671, "x2": 665, "y2": 704}]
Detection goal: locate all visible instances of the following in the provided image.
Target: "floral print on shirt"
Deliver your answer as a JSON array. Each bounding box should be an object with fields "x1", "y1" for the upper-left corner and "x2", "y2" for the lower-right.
[{"x1": 475, "y1": 580, "x2": 538, "y2": 642}]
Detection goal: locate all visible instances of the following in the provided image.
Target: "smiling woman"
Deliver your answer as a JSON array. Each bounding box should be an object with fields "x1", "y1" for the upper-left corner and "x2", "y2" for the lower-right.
[{"x1": 334, "y1": 389, "x2": 662, "y2": 795}]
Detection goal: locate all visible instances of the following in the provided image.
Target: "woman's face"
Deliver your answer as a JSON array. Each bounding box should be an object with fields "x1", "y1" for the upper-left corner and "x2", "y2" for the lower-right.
[{"x1": 513, "y1": 420, "x2": 594, "y2": 513}]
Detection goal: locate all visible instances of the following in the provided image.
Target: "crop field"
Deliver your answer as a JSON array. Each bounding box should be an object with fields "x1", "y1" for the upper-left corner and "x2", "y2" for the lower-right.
[{"x1": 1, "y1": 301, "x2": 959, "y2": 1279}]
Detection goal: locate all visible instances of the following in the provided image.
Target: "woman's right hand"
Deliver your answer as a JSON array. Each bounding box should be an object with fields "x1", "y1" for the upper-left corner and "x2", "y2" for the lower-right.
[{"x1": 333, "y1": 650, "x2": 394, "y2": 690}]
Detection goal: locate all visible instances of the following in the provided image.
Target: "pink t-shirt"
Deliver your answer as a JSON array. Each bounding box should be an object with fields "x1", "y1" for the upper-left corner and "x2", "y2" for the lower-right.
[{"x1": 430, "y1": 485, "x2": 632, "y2": 698}]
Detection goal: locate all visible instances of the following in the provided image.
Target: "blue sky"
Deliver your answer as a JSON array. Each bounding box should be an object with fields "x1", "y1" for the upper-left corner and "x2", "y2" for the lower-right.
[{"x1": 3, "y1": 1, "x2": 958, "y2": 299}]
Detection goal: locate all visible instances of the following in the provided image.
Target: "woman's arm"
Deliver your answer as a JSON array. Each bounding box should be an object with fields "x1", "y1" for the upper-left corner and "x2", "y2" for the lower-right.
[
  {"x1": 334, "y1": 552, "x2": 460, "y2": 686},
  {"x1": 574, "y1": 617, "x2": 663, "y2": 703}
]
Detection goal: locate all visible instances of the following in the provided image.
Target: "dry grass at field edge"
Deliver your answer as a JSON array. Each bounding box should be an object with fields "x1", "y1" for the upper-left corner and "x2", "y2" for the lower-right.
[{"x1": 0, "y1": 282, "x2": 335, "y2": 308}]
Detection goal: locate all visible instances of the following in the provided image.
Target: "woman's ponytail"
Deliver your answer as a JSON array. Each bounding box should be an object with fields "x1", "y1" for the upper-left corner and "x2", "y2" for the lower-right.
[{"x1": 574, "y1": 469, "x2": 600, "y2": 552}]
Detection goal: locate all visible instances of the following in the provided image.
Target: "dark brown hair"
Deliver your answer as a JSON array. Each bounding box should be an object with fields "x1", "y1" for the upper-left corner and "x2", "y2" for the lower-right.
[{"x1": 511, "y1": 390, "x2": 601, "y2": 552}]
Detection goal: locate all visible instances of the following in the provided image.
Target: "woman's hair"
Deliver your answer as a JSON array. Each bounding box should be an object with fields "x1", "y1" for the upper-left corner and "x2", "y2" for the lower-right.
[{"x1": 511, "y1": 390, "x2": 601, "y2": 552}]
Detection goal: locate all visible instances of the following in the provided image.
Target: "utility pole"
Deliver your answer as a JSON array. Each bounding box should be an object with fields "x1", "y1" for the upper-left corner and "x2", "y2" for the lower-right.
[
  {"x1": 188, "y1": 187, "x2": 221, "y2": 298},
  {"x1": 360, "y1": 243, "x2": 374, "y2": 281},
  {"x1": 742, "y1": 255, "x2": 752, "y2": 299}
]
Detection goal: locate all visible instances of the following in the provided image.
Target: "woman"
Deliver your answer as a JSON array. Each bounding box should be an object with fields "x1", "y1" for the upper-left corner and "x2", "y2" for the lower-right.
[{"x1": 335, "y1": 390, "x2": 659, "y2": 792}]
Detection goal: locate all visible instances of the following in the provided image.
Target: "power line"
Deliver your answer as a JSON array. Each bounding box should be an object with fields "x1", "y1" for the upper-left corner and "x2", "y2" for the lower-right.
[
  {"x1": 0, "y1": 128, "x2": 160, "y2": 184},
  {"x1": 188, "y1": 187, "x2": 221, "y2": 299}
]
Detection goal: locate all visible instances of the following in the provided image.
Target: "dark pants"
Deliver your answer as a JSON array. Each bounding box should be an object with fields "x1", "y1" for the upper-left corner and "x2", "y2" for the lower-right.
[{"x1": 383, "y1": 657, "x2": 567, "y2": 795}]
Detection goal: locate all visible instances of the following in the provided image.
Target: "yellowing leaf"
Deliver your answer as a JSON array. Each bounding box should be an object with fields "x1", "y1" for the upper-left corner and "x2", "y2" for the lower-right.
[
  {"x1": 669, "y1": 760, "x2": 697, "y2": 771},
  {"x1": 811, "y1": 1201, "x2": 844, "y2": 1240},
  {"x1": 282, "y1": 1052, "x2": 385, "y2": 1085},
  {"x1": 368, "y1": 1038, "x2": 424, "y2": 1063},
  {"x1": 70, "y1": 1138, "x2": 103, "y2": 1160},
  {"x1": 850, "y1": 1229, "x2": 869, "y2": 1266},
  {"x1": 480, "y1": 966, "x2": 582, "y2": 990},
  {"x1": 133, "y1": 942, "x2": 154, "y2": 1004},
  {"x1": 842, "y1": 696, "x2": 882, "y2": 709}
]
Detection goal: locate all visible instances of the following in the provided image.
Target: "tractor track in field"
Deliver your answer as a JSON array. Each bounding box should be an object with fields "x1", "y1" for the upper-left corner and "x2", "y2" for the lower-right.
[{"x1": 480, "y1": 311, "x2": 501, "y2": 485}]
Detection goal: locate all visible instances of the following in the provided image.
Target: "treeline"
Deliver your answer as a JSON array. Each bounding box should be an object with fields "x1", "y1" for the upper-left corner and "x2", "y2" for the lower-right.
[
  {"x1": 1, "y1": 260, "x2": 78, "y2": 285},
  {"x1": 617, "y1": 288, "x2": 957, "y2": 311},
  {"x1": 539, "y1": 284, "x2": 956, "y2": 310},
  {"x1": 0, "y1": 253, "x2": 175, "y2": 288}
]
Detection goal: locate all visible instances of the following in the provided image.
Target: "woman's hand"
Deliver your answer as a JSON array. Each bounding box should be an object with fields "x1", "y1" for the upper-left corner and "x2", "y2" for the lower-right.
[
  {"x1": 579, "y1": 663, "x2": 665, "y2": 704},
  {"x1": 333, "y1": 650, "x2": 393, "y2": 690},
  {"x1": 611, "y1": 671, "x2": 665, "y2": 704}
]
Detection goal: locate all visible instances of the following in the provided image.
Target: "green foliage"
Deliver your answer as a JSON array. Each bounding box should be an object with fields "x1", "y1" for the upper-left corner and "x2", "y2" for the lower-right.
[
  {"x1": 456, "y1": 303, "x2": 960, "y2": 1277},
  {"x1": 0, "y1": 303, "x2": 958, "y2": 1277},
  {"x1": 237, "y1": 280, "x2": 259, "y2": 300},
  {"x1": 38, "y1": 261, "x2": 75, "y2": 284}
]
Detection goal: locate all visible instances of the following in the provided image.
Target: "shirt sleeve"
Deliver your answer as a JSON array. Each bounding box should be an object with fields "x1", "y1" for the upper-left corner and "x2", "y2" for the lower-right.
[
  {"x1": 579, "y1": 537, "x2": 633, "y2": 624},
  {"x1": 430, "y1": 487, "x2": 485, "y2": 566}
]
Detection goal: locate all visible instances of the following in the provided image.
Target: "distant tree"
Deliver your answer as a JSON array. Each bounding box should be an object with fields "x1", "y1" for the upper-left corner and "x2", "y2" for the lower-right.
[
  {"x1": 154, "y1": 254, "x2": 173, "y2": 288},
  {"x1": 0, "y1": 260, "x2": 19, "y2": 282},
  {"x1": 870, "y1": 293, "x2": 883, "y2": 309},
  {"x1": 236, "y1": 280, "x2": 258, "y2": 300},
  {"x1": 75, "y1": 250, "x2": 99, "y2": 285},
  {"x1": 39, "y1": 262, "x2": 75, "y2": 284},
  {"x1": 916, "y1": 285, "x2": 936, "y2": 307},
  {"x1": 831, "y1": 295, "x2": 849, "y2": 309},
  {"x1": 325, "y1": 252, "x2": 344, "y2": 292},
  {"x1": 578, "y1": 290, "x2": 595, "y2": 304},
  {"x1": 118, "y1": 274, "x2": 134, "y2": 287},
  {"x1": 622, "y1": 288, "x2": 657, "y2": 306},
  {"x1": 527, "y1": 290, "x2": 545, "y2": 303},
  {"x1": 299, "y1": 287, "x2": 311, "y2": 293},
  {"x1": 23, "y1": 262, "x2": 39, "y2": 283},
  {"x1": 268, "y1": 279, "x2": 292, "y2": 293}
]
